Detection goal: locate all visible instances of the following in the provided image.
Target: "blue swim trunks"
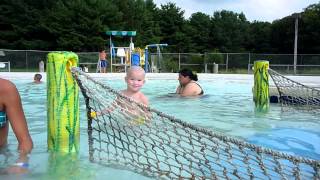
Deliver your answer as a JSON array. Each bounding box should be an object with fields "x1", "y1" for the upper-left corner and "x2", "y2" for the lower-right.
[
  {"x1": 100, "y1": 60, "x2": 108, "y2": 68},
  {"x1": 0, "y1": 111, "x2": 7, "y2": 128}
]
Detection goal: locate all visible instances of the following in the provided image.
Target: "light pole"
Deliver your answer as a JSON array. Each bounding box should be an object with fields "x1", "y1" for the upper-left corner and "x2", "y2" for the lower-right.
[{"x1": 293, "y1": 13, "x2": 301, "y2": 75}]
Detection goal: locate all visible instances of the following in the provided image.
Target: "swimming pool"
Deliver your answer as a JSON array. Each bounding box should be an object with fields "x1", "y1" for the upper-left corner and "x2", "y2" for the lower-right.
[{"x1": 1, "y1": 73, "x2": 319, "y2": 179}]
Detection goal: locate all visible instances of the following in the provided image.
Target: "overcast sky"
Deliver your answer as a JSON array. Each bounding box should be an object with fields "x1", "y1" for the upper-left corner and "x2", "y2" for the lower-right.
[{"x1": 153, "y1": 0, "x2": 319, "y2": 22}]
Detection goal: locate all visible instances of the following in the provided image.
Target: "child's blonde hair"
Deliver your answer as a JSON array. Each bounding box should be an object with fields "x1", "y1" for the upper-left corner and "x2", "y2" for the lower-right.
[{"x1": 126, "y1": 66, "x2": 145, "y2": 76}]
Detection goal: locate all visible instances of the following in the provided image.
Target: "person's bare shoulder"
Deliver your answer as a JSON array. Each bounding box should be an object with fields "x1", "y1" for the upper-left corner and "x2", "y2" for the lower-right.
[
  {"x1": 120, "y1": 89, "x2": 129, "y2": 96},
  {"x1": 0, "y1": 79, "x2": 16, "y2": 93},
  {"x1": 182, "y1": 82, "x2": 196, "y2": 91},
  {"x1": 181, "y1": 81, "x2": 201, "y2": 96},
  {"x1": 139, "y1": 92, "x2": 149, "y2": 106},
  {"x1": 185, "y1": 81, "x2": 197, "y2": 88}
]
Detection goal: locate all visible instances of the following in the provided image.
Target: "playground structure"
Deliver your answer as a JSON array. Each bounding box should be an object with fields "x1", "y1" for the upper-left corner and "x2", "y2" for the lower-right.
[
  {"x1": 106, "y1": 31, "x2": 167, "y2": 72},
  {"x1": 145, "y1": 44, "x2": 168, "y2": 72},
  {"x1": 106, "y1": 31, "x2": 135, "y2": 73}
]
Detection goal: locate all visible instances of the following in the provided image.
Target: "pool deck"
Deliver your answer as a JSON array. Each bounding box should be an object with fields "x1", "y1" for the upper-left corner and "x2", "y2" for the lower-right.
[{"x1": 1, "y1": 72, "x2": 319, "y2": 87}]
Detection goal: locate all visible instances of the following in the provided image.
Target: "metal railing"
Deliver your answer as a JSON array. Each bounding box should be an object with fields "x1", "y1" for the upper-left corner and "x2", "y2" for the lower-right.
[{"x1": 0, "y1": 49, "x2": 319, "y2": 75}]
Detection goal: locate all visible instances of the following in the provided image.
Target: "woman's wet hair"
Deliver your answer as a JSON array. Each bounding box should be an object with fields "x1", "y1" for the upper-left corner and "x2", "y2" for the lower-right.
[{"x1": 179, "y1": 68, "x2": 198, "y2": 81}]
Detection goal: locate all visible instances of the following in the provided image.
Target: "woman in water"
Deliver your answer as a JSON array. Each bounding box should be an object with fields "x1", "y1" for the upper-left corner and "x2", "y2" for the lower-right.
[
  {"x1": 176, "y1": 68, "x2": 204, "y2": 96},
  {"x1": 0, "y1": 78, "x2": 33, "y2": 174}
]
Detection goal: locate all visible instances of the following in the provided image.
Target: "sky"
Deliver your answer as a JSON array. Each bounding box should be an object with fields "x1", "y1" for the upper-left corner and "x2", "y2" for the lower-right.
[{"x1": 153, "y1": 0, "x2": 319, "y2": 22}]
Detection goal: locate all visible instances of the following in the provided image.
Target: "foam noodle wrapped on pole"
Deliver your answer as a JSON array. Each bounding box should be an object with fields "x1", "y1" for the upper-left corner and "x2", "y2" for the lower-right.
[
  {"x1": 47, "y1": 52, "x2": 79, "y2": 153},
  {"x1": 253, "y1": 60, "x2": 269, "y2": 112}
]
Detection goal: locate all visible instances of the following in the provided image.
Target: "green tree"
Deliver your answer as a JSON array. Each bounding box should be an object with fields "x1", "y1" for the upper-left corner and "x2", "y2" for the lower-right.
[
  {"x1": 0, "y1": 0, "x2": 51, "y2": 49},
  {"x1": 1, "y1": 0, "x2": 319, "y2": 54},
  {"x1": 41, "y1": 0, "x2": 120, "y2": 51},
  {"x1": 270, "y1": 17, "x2": 294, "y2": 53},
  {"x1": 139, "y1": 0, "x2": 161, "y2": 46},
  {"x1": 210, "y1": 10, "x2": 250, "y2": 52},
  {"x1": 156, "y1": 2, "x2": 189, "y2": 52},
  {"x1": 247, "y1": 21, "x2": 272, "y2": 53},
  {"x1": 108, "y1": 0, "x2": 160, "y2": 48},
  {"x1": 186, "y1": 12, "x2": 211, "y2": 53},
  {"x1": 299, "y1": 3, "x2": 320, "y2": 53}
]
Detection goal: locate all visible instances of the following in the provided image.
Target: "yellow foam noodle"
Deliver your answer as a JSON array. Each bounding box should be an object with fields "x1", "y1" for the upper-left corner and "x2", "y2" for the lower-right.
[
  {"x1": 253, "y1": 60, "x2": 269, "y2": 113},
  {"x1": 48, "y1": 152, "x2": 79, "y2": 179},
  {"x1": 47, "y1": 52, "x2": 79, "y2": 153},
  {"x1": 140, "y1": 51, "x2": 145, "y2": 66},
  {"x1": 125, "y1": 49, "x2": 130, "y2": 65}
]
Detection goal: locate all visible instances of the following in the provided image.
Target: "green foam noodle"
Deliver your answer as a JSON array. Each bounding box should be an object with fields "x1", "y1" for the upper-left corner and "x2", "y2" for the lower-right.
[{"x1": 47, "y1": 52, "x2": 79, "y2": 153}]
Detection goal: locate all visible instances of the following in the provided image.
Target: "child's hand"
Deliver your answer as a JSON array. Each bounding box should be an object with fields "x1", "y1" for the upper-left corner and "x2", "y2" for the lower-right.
[
  {"x1": 90, "y1": 109, "x2": 112, "y2": 118},
  {"x1": 90, "y1": 111, "x2": 97, "y2": 118}
]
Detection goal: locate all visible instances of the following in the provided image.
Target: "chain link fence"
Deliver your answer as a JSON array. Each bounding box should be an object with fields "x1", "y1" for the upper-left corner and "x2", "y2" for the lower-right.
[{"x1": 1, "y1": 49, "x2": 319, "y2": 75}]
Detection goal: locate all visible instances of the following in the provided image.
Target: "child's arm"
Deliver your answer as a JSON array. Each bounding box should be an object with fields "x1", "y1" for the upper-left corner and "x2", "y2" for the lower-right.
[
  {"x1": 140, "y1": 93, "x2": 149, "y2": 106},
  {"x1": 90, "y1": 98, "x2": 119, "y2": 118},
  {"x1": 137, "y1": 93, "x2": 152, "y2": 120}
]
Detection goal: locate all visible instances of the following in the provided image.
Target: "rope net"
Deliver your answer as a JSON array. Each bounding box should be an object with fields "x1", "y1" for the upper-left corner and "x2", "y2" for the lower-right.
[
  {"x1": 72, "y1": 68, "x2": 320, "y2": 179},
  {"x1": 269, "y1": 69, "x2": 320, "y2": 113}
]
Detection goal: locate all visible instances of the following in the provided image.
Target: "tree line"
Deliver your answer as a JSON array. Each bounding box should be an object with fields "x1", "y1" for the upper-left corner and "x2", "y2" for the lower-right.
[{"x1": 0, "y1": 0, "x2": 319, "y2": 54}]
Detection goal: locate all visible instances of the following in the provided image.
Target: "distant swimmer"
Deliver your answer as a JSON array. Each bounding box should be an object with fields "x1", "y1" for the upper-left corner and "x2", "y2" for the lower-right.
[{"x1": 33, "y1": 73, "x2": 42, "y2": 84}]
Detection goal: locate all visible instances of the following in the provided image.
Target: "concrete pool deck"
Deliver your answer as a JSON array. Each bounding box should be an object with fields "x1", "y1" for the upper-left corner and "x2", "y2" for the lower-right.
[{"x1": 1, "y1": 72, "x2": 319, "y2": 88}]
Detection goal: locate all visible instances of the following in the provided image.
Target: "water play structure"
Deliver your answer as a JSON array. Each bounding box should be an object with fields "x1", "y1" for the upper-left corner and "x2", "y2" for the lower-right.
[
  {"x1": 106, "y1": 31, "x2": 136, "y2": 73},
  {"x1": 144, "y1": 43, "x2": 168, "y2": 72},
  {"x1": 46, "y1": 52, "x2": 319, "y2": 178},
  {"x1": 71, "y1": 66, "x2": 319, "y2": 179},
  {"x1": 269, "y1": 68, "x2": 320, "y2": 111},
  {"x1": 105, "y1": 31, "x2": 167, "y2": 73}
]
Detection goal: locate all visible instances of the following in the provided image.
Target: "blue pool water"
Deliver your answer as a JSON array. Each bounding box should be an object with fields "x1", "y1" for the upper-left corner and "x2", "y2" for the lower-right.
[{"x1": 1, "y1": 74, "x2": 319, "y2": 179}]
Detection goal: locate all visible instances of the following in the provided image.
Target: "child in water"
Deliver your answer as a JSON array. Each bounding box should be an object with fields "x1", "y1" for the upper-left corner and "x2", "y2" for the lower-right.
[
  {"x1": 33, "y1": 73, "x2": 42, "y2": 84},
  {"x1": 91, "y1": 66, "x2": 150, "y2": 124},
  {"x1": 121, "y1": 66, "x2": 148, "y2": 106}
]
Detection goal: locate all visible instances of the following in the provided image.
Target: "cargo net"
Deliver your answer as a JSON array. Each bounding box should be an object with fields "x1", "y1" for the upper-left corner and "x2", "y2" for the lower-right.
[
  {"x1": 72, "y1": 68, "x2": 320, "y2": 179},
  {"x1": 269, "y1": 69, "x2": 320, "y2": 113}
]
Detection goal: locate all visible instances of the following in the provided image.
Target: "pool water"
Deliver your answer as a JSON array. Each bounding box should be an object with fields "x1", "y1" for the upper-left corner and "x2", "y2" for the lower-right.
[{"x1": 1, "y1": 74, "x2": 319, "y2": 179}]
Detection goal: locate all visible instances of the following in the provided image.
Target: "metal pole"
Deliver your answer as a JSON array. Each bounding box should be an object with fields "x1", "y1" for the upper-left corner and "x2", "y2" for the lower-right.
[
  {"x1": 130, "y1": 36, "x2": 133, "y2": 68},
  {"x1": 157, "y1": 45, "x2": 160, "y2": 71},
  {"x1": 293, "y1": 14, "x2": 299, "y2": 75},
  {"x1": 144, "y1": 48, "x2": 148, "y2": 72},
  {"x1": 248, "y1": 53, "x2": 251, "y2": 74},
  {"x1": 25, "y1": 51, "x2": 28, "y2": 72},
  {"x1": 226, "y1": 53, "x2": 229, "y2": 72},
  {"x1": 110, "y1": 35, "x2": 113, "y2": 72},
  {"x1": 204, "y1": 63, "x2": 207, "y2": 73},
  {"x1": 178, "y1": 53, "x2": 181, "y2": 70}
]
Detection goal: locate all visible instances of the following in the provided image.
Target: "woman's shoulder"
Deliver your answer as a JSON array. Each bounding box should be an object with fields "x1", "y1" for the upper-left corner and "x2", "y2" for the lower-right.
[
  {"x1": 186, "y1": 81, "x2": 200, "y2": 87},
  {"x1": 0, "y1": 79, "x2": 16, "y2": 92},
  {"x1": 186, "y1": 81, "x2": 203, "y2": 95}
]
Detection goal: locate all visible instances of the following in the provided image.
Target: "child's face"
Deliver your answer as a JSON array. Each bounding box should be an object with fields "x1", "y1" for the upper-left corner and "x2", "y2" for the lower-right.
[{"x1": 125, "y1": 70, "x2": 145, "y2": 92}]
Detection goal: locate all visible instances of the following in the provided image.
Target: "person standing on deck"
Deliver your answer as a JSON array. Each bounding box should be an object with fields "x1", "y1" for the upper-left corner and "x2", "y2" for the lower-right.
[{"x1": 99, "y1": 50, "x2": 108, "y2": 73}]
